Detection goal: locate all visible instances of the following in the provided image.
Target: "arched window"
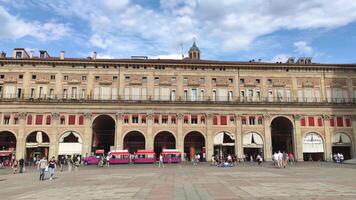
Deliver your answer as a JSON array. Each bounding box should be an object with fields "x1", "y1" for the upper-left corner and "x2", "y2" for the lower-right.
[
  {"x1": 78, "y1": 115, "x2": 84, "y2": 125},
  {"x1": 46, "y1": 115, "x2": 51, "y2": 125}
]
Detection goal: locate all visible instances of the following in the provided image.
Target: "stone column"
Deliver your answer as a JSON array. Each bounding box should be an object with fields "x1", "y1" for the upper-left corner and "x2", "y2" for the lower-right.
[
  {"x1": 263, "y1": 114, "x2": 272, "y2": 161},
  {"x1": 323, "y1": 115, "x2": 332, "y2": 161},
  {"x1": 320, "y1": 76, "x2": 326, "y2": 102},
  {"x1": 177, "y1": 113, "x2": 184, "y2": 160},
  {"x1": 293, "y1": 114, "x2": 303, "y2": 161},
  {"x1": 235, "y1": 114, "x2": 243, "y2": 159},
  {"x1": 351, "y1": 115, "x2": 356, "y2": 158},
  {"x1": 146, "y1": 113, "x2": 154, "y2": 150},
  {"x1": 82, "y1": 112, "x2": 92, "y2": 156},
  {"x1": 206, "y1": 113, "x2": 214, "y2": 161},
  {"x1": 16, "y1": 112, "x2": 27, "y2": 159},
  {"x1": 49, "y1": 112, "x2": 59, "y2": 158},
  {"x1": 115, "y1": 112, "x2": 123, "y2": 150}
]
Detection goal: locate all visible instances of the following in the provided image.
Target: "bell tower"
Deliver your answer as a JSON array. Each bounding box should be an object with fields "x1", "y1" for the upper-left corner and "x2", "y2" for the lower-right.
[{"x1": 188, "y1": 41, "x2": 200, "y2": 60}]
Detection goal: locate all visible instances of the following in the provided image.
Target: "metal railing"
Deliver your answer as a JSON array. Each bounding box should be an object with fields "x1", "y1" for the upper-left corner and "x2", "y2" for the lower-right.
[{"x1": 0, "y1": 93, "x2": 355, "y2": 105}]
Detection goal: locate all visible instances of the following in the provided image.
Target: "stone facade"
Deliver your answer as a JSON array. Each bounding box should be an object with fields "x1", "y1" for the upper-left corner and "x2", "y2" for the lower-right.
[{"x1": 0, "y1": 47, "x2": 356, "y2": 162}]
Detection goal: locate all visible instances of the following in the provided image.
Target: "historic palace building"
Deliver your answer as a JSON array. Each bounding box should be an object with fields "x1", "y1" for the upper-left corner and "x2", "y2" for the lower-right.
[{"x1": 0, "y1": 42, "x2": 355, "y2": 162}]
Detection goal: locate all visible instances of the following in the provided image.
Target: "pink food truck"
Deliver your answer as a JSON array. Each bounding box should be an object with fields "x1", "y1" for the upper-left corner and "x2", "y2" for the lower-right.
[
  {"x1": 83, "y1": 149, "x2": 104, "y2": 165},
  {"x1": 109, "y1": 150, "x2": 130, "y2": 164},
  {"x1": 133, "y1": 150, "x2": 155, "y2": 163},
  {"x1": 161, "y1": 149, "x2": 182, "y2": 163}
]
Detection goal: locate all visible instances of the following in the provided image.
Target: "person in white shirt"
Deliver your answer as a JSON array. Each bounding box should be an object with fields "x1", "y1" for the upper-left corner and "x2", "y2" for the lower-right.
[
  {"x1": 158, "y1": 154, "x2": 164, "y2": 168},
  {"x1": 106, "y1": 155, "x2": 110, "y2": 167},
  {"x1": 278, "y1": 151, "x2": 283, "y2": 168},
  {"x1": 273, "y1": 152, "x2": 279, "y2": 168}
]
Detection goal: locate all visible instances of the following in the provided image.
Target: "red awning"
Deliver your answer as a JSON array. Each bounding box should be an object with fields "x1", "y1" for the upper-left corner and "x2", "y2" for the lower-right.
[
  {"x1": 135, "y1": 150, "x2": 155, "y2": 154},
  {"x1": 0, "y1": 151, "x2": 12, "y2": 157},
  {"x1": 95, "y1": 149, "x2": 104, "y2": 154},
  {"x1": 109, "y1": 150, "x2": 129, "y2": 155},
  {"x1": 161, "y1": 150, "x2": 181, "y2": 155}
]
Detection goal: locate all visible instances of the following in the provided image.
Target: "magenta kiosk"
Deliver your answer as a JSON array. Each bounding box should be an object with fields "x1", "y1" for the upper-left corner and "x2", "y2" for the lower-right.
[
  {"x1": 109, "y1": 150, "x2": 130, "y2": 164},
  {"x1": 161, "y1": 149, "x2": 182, "y2": 163},
  {"x1": 83, "y1": 149, "x2": 104, "y2": 165},
  {"x1": 133, "y1": 150, "x2": 155, "y2": 163}
]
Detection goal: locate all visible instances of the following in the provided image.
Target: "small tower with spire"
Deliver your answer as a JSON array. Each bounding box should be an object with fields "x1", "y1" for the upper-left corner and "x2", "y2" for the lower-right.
[{"x1": 188, "y1": 40, "x2": 200, "y2": 60}]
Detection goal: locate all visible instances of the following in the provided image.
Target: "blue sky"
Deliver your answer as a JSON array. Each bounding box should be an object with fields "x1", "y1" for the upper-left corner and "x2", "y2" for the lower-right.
[{"x1": 1, "y1": 0, "x2": 356, "y2": 63}]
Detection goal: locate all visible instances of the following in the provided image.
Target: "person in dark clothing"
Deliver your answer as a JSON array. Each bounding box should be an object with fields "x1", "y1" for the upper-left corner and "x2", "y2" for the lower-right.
[{"x1": 19, "y1": 158, "x2": 25, "y2": 173}]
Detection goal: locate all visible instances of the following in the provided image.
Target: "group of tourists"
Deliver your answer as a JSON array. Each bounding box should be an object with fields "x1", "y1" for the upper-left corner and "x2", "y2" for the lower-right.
[
  {"x1": 211, "y1": 153, "x2": 265, "y2": 167},
  {"x1": 333, "y1": 153, "x2": 345, "y2": 163},
  {"x1": 272, "y1": 151, "x2": 294, "y2": 168}
]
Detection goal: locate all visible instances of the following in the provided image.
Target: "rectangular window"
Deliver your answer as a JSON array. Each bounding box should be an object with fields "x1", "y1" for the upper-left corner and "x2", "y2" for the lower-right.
[
  {"x1": 162, "y1": 115, "x2": 168, "y2": 124},
  {"x1": 79, "y1": 115, "x2": 84, "y2": 125},
  {"x1": 154, "y1": 115, "x2": 159, "y2": 124},
  {"x1": 286, "y1": 89, "x2": 291, "y2": 102},
  {"x1": 124, "y1": 88, "x2": 130, "y2": 100},
  {"x1": 297, "y1": 89, "x2": 303, "y2": 102},
  {"x1": 212, "y1": 116, "x2": 218, "y2": 125},
  {"x1": 64, "y1": 75, "x2": 69, "y2": 80},
  {"x1": 228, "y1": 91, "x2": 233, "y2": 101},
  {"x1": 50, "y1": 75, "x2": 55, "y2": 80},
  {"x1": 344, "y1": 89, "x2": 350, "y2": 102},
  {"x1": 27, "y1": 115, "x2": 32, "y2": 125},
  {"x1": 308, "y1": 116, "x2": 315, "y2": 126},
  {"x1": 35, "y1": 115, "x2": 43, "y2": 125},
  {"x1": 17, "y1": 88, "x2": 22, "y2": 99},
  {"x1": 268, "y1": 90, "x2": 273, "y2": 102},
  {"x1": 39, "y1": 87, "x2": 44, "y2": 98},
  {"x1": 200, "y1": 78, "x2": 205, "y2": 84},
  {"x1": 141, "y1": 88, "x2": 147, "y2": 100},
  {"x1": 336, "y1": 117, "x2": 343, "y2": 127},
  {"x1": 241, "y1": 117, "x2": 247, "y2": 125},
  {"x1": 132, "y1": 115, "x2": 139, "y2": 124},
  {"x1": 191, "y1": 115, "x2": 198, "y2": 124},
  {"x1": 171, "y1": 90, "x2": 176, "y2": 101},
  {"x1": 191, "y1": 88, "x2": 197, "y2": 101},
  {"x1": 345, "y1": 118, "x2": 351, "y2": 127},
  {"x1": 326, "y1": 88, "x2": 332, "y2": 102},
  {"x1": 183, "y1": 78, "x2": 188, "y2": 85},
  {"x1": 199, "y1": 89, "x2": 205, "y2": 101},
  {"x1": 184, "y1": 90, "x2": 188, "y2": 101},
  {"x1": 32, "y1": 75, "x2": 36, "y2": 80},
  {"x1": 315, "y1": 89, "x2": 321, "y2": 102},
  {"x1": 212, "y1": 89, "x2": 217, "y2": 101},
  {"x1": 184, "y1": 116, "x2": 189, "y2": 124},
  {"x1": 201, "y1": 116, "x2": 206, "y2": 124},
  {"x1": 95, "y1": 76, "x2": 100, "y2": 81},
  {"x1": 68, "y1": 115, "x2": 76, "y2": 125},
  {"x1": 317, "y1": 117, "x2": 323, "y2": 127},
  {"x1": 161, "y1": 88, "x2": 170, "y2": 101},
  {"x1": 229, "y1": 115, "x2": 235, "y2": 125},
  {"x1": 154, "y1": 88, "x2": 160, "y2": 100},
  {"x1": 3, "y1": 115, "x2": 10, "y2": 125},
  {"x1": 81, "y1": 89, "x2": 86, "y2": 99},
  {"x1": 131, "y1": 87, "x2": 140, "y2": 100},
  {"x1": 240, "y1": 79, "x2": 245, "y2": 84},
  {"x1": 330, "y1": 117, "x2": 335, "y2": 127},
  {"x1": 13, "y1": 116, "x2": 19, "y2": 125},
  {"x1": 49, "y1": 89, "x2": 54, "y2": 99},
  {"x1": 46, "y1": 115, "x2": 51, "y2": 125},
  {"x1": 301, "y1": 117, "x2": 306, "y2": 126},
  {"x1": 249, "y1": 116, "x2": 255, "y2": 125},
  {"x1": 71, "y1": 87, "x2": 77, "y2": 99},
  {"x1": 111, "y1": 88, "x2": 117, "y2": 100},
  {"x1": 212, "y1": 78, "x2": 216, "y2": 84},
  {"x1": 171, "y1": 116, "x2": 176, "y2": 124},
  {"x1": 258, "y1": 117, "x2": 263, "y2": 125},
  {"x1": 101, "y1": 87, "x2": 110, "y2": 100},
  {"x1": 220, "y1": 116, "x2": 227, "y2": 125},
  {"x1": 63, "y1": 89, "x2": 67, "y2": 99},
  {"x1": 124, "y1": 115, "x2": 129, "y2": 124},
  {"x1": 113, "y1": 76, "x2": 118, "y2": 81},
  {"x1": 141, "y1": 115, "x2": 146, "y2": 124},
  {"x1": 305, "y1": 88, "x2": 313, "y2": 102}
]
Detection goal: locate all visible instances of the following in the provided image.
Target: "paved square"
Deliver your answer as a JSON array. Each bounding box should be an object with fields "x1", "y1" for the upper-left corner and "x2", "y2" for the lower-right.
[{"x1": 1, "y1": 162, "x2": 356, "y2": 200}]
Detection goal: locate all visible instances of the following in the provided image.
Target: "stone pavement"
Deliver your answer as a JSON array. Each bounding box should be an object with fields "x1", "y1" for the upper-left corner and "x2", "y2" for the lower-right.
[{"x1": 1, "y1": 162, "x2": 356, "y2": 200}]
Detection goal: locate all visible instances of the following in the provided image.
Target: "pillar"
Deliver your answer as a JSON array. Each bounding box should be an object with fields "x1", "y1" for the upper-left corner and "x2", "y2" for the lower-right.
[
  {"x1": 146, "y1": 113, "x2": 154, "y2": 150},
  {"x1": 206, "y1": 113, "x2": 214, "y2": 161},
  {"x1": 352, "y1": 115, "x2": 356, "y2": 158},
  {"x1": 322, "y1": 115, "x2": 332, "y2": 161},
  {"x1": 263, "y1": 114, "x2": 272, "y2": 161},
  {"x1": 115, "y1": 112, "x2": 123, "y2": 150},
  {"x1": 82, "y1": 112, "x2": 92, "y2": 156},
  {"x1": 48, "y1": 112, "x2": 59, "y2": 158},
  {"x1": 177, "y1": 113, "x2": 184, "y2": 160},
  {"x1": 16, "y1": 112, "x2": 27, "y2": 159},
  {"x1": 293, "y1": 115, "x2": 303, "y2": 161},
  {"x1": 235, "y1": 114, "x2": 243, "y2": 159}
]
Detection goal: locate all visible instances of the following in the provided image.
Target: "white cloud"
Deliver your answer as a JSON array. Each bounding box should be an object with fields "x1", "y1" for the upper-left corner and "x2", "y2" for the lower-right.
[
  {"x1": 0, "y1": 6, "x2": 70, "y2": 41},
  {"x1": 271, "y1": 54, "x2": 291, "y2": 63},
  {"x1": 151, "y1": 54, "x2": 183, "y2": 59},
  {"x1": 17, "y1": 0, "x2": 356, "y2": 58},
  {"x1": 294, "y1": 41, "x2": 313, "y2": 56}
]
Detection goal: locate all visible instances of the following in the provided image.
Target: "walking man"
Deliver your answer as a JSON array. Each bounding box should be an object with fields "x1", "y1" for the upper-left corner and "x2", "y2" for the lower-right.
[
  {"x1": 38, "y1": 157, "x2": 47, "y2": 181},
  {"x1": 19, "y1": 158, "x2": 25, "y2": 173},
  {"x1": 60, "y1": 156, "x2": 65, "y2": 172},
  {"x1": 158, "y1": 154, "x2": 164, "y2": 168}
]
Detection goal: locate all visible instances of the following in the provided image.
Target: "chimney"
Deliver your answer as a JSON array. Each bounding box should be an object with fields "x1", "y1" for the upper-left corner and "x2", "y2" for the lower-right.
[
  {"x1": 29, "y1": 50, "x2": 34, "y2": 59},
  {"x1": 92, "y1": 51, "x2": 97, "y2": 60},
  {"x1": 0, "y1": 51, "x2": 6, "y2": 58},
  {"x1": 60, "y1": 51, "x2": 65, "y2": 60}
]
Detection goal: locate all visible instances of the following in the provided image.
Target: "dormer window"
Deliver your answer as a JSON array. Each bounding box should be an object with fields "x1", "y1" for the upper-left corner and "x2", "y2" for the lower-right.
[
  {"x1": 16, "y1": 52, "x2": 22, "y2": 59},
  {"x1": 64, "y1": 75, "x2": 69, "y2": 80}
]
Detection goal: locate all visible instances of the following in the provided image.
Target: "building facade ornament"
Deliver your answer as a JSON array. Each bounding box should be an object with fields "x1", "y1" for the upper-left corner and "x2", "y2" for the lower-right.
[
  {"x1": 293, "y1": 114, "x2": 301, "y2": 120},
  {"x1": 19, "y1": 112, "x2": 27, "y2": 120},
  {"x1": 52, "y1": 112, "x2": 60, "y2": 120},
  {"x1": 84, "y1": 112, "x2": 92, "y2": 119},
  {"x1": 322, "y1": 115, "x2": 330, "y2": 121},
  {"x1": 115, "y1": 112, "x2": 123, "y2": 120}
]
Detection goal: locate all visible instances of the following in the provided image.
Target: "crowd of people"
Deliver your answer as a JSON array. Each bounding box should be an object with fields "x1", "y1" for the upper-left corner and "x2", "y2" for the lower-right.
[
  {"x1": 210, "y1": 153, "x2": 264, "y2": 167},
  {"x1": 333, "y1": 153, "x2": 345, "y2": 163},
  {"x1": 272, "y1": 151, "x2": 294, "y2": 168}
]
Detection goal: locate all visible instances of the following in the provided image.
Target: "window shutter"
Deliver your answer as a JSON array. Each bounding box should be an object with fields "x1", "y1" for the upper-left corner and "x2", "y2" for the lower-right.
[
  {"x1": 35, "y1": 115, "x2": 43, "y2": 125},
  {"x1": 345, "y1": 118, "x2": 351, "y2": 127},
  {"x1": 68, "y1": 115, "x2": 76, "y2": 125},
  {"x1": 46, "y1": 115, "x2": 51, "y2": 125},
  {"x1": 317, "y1": 117, "x2": 322, "y2": 127},
  {"x1": 79, "y1": 115, "x2": 84, "y2": 125},
  {"x1": 220, "y1": 116, "x2": 227, "y2": 125},
  {"x1": 213, "y1": 116, "x2": 218, "y2": 125},
  {"x1": 301, "y1": 117, "x2": 306, "y2": 126},
  {"x1": 336, "y1": 117, "x2": 343, "y2": 127},
  {"x1": 329, "y1": 118, "x2": 335, "y2": 127},
  {"x1": 308, "y1": 116, "x2": 315, "y2": 126},
  {"x1": 27, "y1": 115, "x2": 33, "y2": 125}
]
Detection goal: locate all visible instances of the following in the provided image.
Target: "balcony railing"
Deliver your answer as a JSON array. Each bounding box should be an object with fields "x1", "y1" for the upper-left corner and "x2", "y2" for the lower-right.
[{"x1": 0, "y1": 93, "x2": 355, "y2": 105}]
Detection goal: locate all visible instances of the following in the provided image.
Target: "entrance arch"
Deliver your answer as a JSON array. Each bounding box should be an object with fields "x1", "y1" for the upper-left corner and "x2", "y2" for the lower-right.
[
  {"x1": 92, "y1": 115, "x2": 115, "y2": 154},
  {"x1": 332, "y1": 132, "x2": 352, "y2": 160},
  {"x1": 123, "y1": 131, "x2": 145, "y2": 153},
  {"x1": 26, "y1": 131, "x2": 50, "y2": 161},
  {"x1": 154, "y1": 131, "x2": 176, "y2": 157},
  {"x1": 271, "y1": 116, "x2": 294, "y2": 154},
  {"x1": 303, "y1": 132, "x2": 324, "y2": 161},
  {"x1": 0, "y1": 131, "x2": 16, "y2": 151},
  {"x1": 58, "y1": 131, "x2": 83, "y2": 156},
  {"x1": 214, "y1": 131, "x2": 235, "y2": 159},
  {"x1": 243, "y1": 132, "x2": 263, "y2": 161},
  {"x1": 184, "y1": 131, "x2": 205, "y2": 161}
]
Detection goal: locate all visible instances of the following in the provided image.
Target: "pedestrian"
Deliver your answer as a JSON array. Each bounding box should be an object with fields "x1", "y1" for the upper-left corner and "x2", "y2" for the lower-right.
[
  {"x1": 340, "y1": 153, "x2": 344, "y2": 163},
  {"x1": 48, "y1": 157, "x2": 56, "y2": 180},
  {"x1": 273, "y1": 152, "x2": 279, "y2": 168},
  {"x1": 278, "y1": 151, "x2": 283, "y2": 168},
  {"x1": 74, "y1": 157, "x2": 79, "y2": 171},
  {"x1": 195, "y1": 154, "x2": 200, "y2": 165},
  {"x1": 19, "y1": 158, "x2": 25, "y2": 173},
  {"x1": 211, "y1": 155, "x2": 215, "y2": 166},
  {"x1": 106, "y1": 154, "x2": 110, "y2": 167},
  {"x1": 282, "y1": 152, "x2": 288, "y2": 168},
  {"x1": 60, "y1": 156, "x2": 65, "y2": 172},
  {"x1": 158, "y1": 154, "x2": 164, "y2": 168},
  {"x1": 67, "y1": 156, "x2": 72, "y2": 172},
  {"x1": 12, "y1": 159, "x2": 18, "y2": 174},
  {"x1": 227, "y1": 154, "x2": 232, "y2": 166},
  {"x1": 250, "y1": 155, "x2": 254, "y2": 164},
  {"x1": 288, "y1": 153, "x2": 294, "y2": 165},
  {"x1": 256, "y1": 154, "x2": 262, "y2": 165},
  {"x1": 37, "y1": 157, "x2": 48, "y2": 181}
]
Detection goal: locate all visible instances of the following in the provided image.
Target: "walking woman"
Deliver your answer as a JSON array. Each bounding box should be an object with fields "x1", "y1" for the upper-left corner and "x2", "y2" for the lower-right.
[{"x1": 48, "y1": 157, "x2": 56, "y2": 180}]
